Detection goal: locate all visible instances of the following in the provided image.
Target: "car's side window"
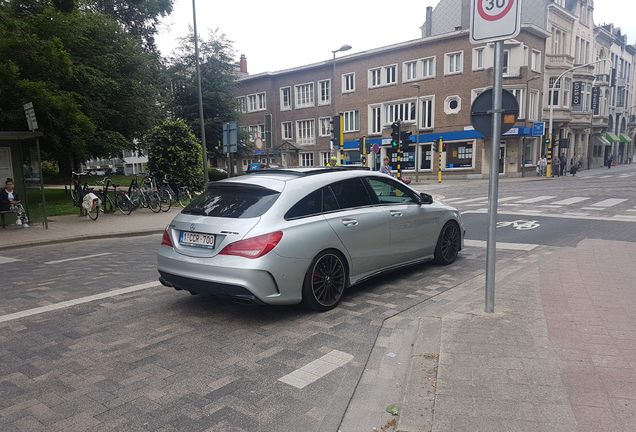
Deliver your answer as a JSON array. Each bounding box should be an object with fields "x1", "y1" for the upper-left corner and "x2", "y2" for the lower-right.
[
  {"x1": 329, "y1": 178, "x2": 373, "y2": 210},
  {"x1": 285, "y1": 187, "x2": 340, "y2": 220},
  {"x1": 366, "y1": 177, "x2": 418, "y2": 204}
]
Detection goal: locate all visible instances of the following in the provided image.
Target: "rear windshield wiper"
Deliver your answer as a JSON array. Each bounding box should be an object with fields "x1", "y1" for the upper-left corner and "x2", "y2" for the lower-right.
[{"x1": 181, "y1": 208, "x2": 206, "y2": 215}]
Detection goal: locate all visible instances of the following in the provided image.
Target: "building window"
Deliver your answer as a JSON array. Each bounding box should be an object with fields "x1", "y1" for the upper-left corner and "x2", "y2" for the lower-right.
[
  {"x1": 343, "y1": 110, "x2": 360, "y2": 133},
  {"x1": 368, "y1": 64, "x2": 398, "y2": 88},
  {"x1": 237, "y1": 96, "x2": 246, "y2": 113},
  {"x1": 422, "y1": 57, "x2": 435, "y2": 78},
  {"x1": 420, "y1": 98, "x2": 434, "y2": 129},
  {"x1": 320, "y1": 152, "x2": 331, "y2": 166},
  {"x1": 247, "y1": 92, "x2": 266, "y2": 112},
  {"x1": 444, "y1": 95, "x2": 461, "y2": 114},
  {"x1": 563, "y1": 78, "x2": 571, "y2": 108},
  {"x1": 343, "y1": 73, "x2": 355, "y2": 93},
  {"x1": 319, "y1": 117, "x2": 331, "y2": 137},
  {"x1": 248, "y1": 125, "x2": 258, "y2": 141},
  {"x1": 319, "y1": 80, "x2": 330, "y2": 105},
  {"x1": 503, "y1": 50, "x2": 510, "y2": 76},
  {"x1": 549, "y1": 77, "x2": 561, "y2": 106},
  {"x1": 445, "y1": 52, "x2": 463, "y2": 75},
  {"x1": 531, "y1": 50, "x2": 541, "y2": 72},
  {"x1": 473, "y1": 48, "x2": 484, "y2": 70},
  {"x1": 300, "y1": 152, "x2": 314, "y2": 167},
  {"x1": 507, "y1": 88, "x2": 524, "y2": 118},
  {"x1": 295, "y1": 83, "x2": 314, "y2": 108},
  {"x1": 386, "y1": 101, "x2": 416, "y2": 123},
  {"x1": 296, "y1": 119, "x2": 315, "y2": 145},
  {"x1": 370, "y1": 106, "x2": 382, "y2": 134},
  {"x1": 444, "y1": 141, "x2": 474, "y2": 168},
  {"x1": 282, "y1": 122, "x2": 292, "y2": 140},
  {"x1": 405, "y1": 61, "x2": 417, "y2": 80},
  {"x1": 528, "y1": 90, "x2": 538, "y2": 121},
  {"x1": 280, "y1": 87, "x2": 291, "y2": 110}
]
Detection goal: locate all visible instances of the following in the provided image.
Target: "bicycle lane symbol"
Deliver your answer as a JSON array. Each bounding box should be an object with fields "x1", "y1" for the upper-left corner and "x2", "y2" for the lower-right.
[{"x1": 496, "y1": 220, "x2": 540, "y2": 230}]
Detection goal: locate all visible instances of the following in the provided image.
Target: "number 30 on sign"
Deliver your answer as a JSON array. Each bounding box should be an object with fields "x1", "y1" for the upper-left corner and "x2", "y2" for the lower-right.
[{"x1": 470, "y1": 0, "x2": 522, "y2": 44}]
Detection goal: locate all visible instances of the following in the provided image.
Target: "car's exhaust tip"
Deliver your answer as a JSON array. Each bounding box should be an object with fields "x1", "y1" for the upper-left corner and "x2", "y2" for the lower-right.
[
  {"x1": 159, "y1": 277, "x2": 173, "y2": 287},
  {"x1": 231, "y1": 295, "x2": 258, "y2": 306}
]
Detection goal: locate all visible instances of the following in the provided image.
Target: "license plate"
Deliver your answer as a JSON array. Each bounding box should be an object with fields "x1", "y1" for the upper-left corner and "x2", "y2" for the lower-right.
[{"x1": 180, "y1": 231, "x2": 215, "y2": 249}]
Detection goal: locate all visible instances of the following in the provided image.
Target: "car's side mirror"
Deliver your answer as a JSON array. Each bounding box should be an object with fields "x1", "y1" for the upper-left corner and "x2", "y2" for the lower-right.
[{"x1": 420, "y1": 193, "x2": 433, "y2": 204}]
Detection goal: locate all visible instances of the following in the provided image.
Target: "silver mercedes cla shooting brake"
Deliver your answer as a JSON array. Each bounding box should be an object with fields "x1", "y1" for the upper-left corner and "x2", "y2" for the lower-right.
[{"x1": 157, "y1": 168, "x2": 465, "y2": 311}]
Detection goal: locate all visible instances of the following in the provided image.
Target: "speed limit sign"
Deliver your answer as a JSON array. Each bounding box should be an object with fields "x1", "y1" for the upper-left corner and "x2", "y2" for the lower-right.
[{"x1": 470, "y1": 0, "x2": 522, "y2": 44}]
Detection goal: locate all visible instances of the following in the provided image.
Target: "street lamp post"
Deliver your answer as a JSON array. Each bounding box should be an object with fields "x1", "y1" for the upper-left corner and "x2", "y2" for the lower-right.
[
  {"x1": 548, "y1": 58, "x2": 612, "y2": 178},
  {"x1": 523, "y1": 75, "x2": 541, "y2": 178},
  {"x1": 192, "y1": 0, "x2": 208, "y2": 183},
  {"x1": 331, "y1": 45, "x2": 351, "y2": 164},
  {"x1": 411, "y1": 83, "x2": 421, "y2": 182}
]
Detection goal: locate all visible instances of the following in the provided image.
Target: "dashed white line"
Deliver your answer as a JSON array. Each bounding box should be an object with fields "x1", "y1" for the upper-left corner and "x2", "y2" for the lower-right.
[
  {"x1": 514, "y1": 196, "x2": 557, "y2": 204},
  {"x1": 45, "y1": 253, "x2": 113, "y2": 265},
  {"x1": 464, "y1": 239, "x2": 539, "y2": 251},
  {"x1": 0, "y1": 256, "x2": 21, "y2": 264},
  {"x1": 278, "y1": 350, "x2": 354, "y2": 389},
  {"x1": 0, "y1": 281, "x2": 159, "y2": 323},
  {"x1": 589, "y1": 199, "x2": 628, "y2": 207},
  {"x1": 551, "y1": 197, "x2": 590, "y2": 205}
]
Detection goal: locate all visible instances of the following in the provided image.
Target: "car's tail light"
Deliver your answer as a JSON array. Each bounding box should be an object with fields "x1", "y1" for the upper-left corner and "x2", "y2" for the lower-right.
[
  {"x1": 219, "y1": 231, "x2": 283, "y2": 259},
  {"x1": 161, "y1": 229, "x2": 174, "y2": 247}
]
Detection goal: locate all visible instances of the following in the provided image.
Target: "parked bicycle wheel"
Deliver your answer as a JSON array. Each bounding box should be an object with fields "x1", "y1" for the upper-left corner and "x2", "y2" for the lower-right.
[
  {"x1": 178, "y1": 187, "x2": 192, "y2": 207},
  {"x1": 147, "y1": 191, "x2": 161, "y2": 213},
  {"x1": 98, "y1": 191, "x2": 116, "y2": 213},
  {"x1": 86, "y1": 197, "x2": 99, "y2": 220},
  {"x1": 115, "y1": 192, "x2": 133, "y2": 215},
  {"x1": 159, "y1": 188, "x2": 172, "y2": 212},
  {"x1": 129, "y1": 185, "x2": 143, "y2": 208}
]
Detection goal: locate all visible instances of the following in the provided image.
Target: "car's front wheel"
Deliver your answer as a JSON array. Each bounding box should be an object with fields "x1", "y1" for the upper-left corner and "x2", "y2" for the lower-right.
[
  {"x1": 302, "y1": 250, "x2": 347, "y2": 312},
  {"x1": 434, "y1": 221, "x2": 461, "y2": 265}
]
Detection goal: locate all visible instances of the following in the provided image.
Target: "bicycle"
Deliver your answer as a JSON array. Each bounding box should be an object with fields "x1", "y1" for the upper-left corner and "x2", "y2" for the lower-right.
[
  {"x1": 128, "y1": 175, "x2": 160, "y2": 212},
  {"x1": 140, "y1": 174, "x2": 162, "y2": 213},
  {"x1": 150, "y1": 170, "x2": 174, "y2": 212},
  {"x1": 95, "y1": 177, "x2": 132, "y2": 215},
  {"x1": 173, "y1": 182, "x2": 193, "y2": 207},
  {"x1": 70, "y1": 172, "x2": 100, "y2": 220}
]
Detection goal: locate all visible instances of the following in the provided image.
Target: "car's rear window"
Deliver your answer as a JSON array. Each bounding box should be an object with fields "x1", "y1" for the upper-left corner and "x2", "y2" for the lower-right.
[{"x1": 181, "y1": 185, "x2": 280, "y2": 218}]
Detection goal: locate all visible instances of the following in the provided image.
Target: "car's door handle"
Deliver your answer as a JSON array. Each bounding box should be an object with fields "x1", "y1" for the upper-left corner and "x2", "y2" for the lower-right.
[
  {"x1": 342, "y1": 219, "x2": 358, "y2": 227},
  {"x1": 389, "y1": 210, "x2": 403, "y2": 217}
]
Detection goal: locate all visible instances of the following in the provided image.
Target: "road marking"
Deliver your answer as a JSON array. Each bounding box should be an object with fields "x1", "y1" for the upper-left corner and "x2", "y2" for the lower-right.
[
  {"x1": 448, "y1": 196, "x2": 488, "y2": 205},
  {"x1": 45, "y1": 253, "x2": 113, "y2": 265},
  {"x1": 0, "y1": 281, "x2": 159, "y2": 323},
  {"x1": 539, "y1": 205, "x2": 562, "y2": 208},
  {"x1": 464, "y1": 209, "x2": 636, "y2": 223},
  {"x1": 627, "y1": 209, "x2": 636, "y2": 212},
  {"x1": 589, "y1": 198, "x2": 627, "y2": 207},
  {"x1": 0, "y1": 256, "x2": 21, "y2": 264},
  {"x1": 278, "y1": 350, "x2": 354, "y2": 389},
  {"x1": 552, "y1": 197, "x2": 590, "y2": 205},
  {"x1": 497, "y1": 196, "x2": 523, "y2": 203},
  {"x1": 438, "y1": 197, "x2": 466, "y2": 203},
  {"x1": 580, "y1": 207, "x2": 605, "y2": 211},
  {"x1": 514, "y1": 196, "x2": 557, "y2": 204},
  {"x1": 464, "y1": 240, "x2": 538, "y2": 251}
]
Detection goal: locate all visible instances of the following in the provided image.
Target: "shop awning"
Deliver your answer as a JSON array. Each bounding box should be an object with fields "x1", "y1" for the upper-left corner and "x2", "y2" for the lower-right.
[
  {"x1": 605, "y1": 132, "x2": 620, "y2": 142},
  {"x1": 595, "y1": 135, "x2": 610, "y2": 146},
  {"x1": 619, "y1": 134, "x2": 633, "y2": 143}
]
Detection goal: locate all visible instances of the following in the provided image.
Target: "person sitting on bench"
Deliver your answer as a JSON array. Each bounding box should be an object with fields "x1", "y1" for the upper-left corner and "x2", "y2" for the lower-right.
[{"x1": 1, "y1": 178, "x2": 29, "y2": 228}]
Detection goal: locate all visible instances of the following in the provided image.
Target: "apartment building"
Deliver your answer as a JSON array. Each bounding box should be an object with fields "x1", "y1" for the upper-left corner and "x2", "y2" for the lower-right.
[{"x1": 235, "y1": 23, "x2": 548, "y2": 178}]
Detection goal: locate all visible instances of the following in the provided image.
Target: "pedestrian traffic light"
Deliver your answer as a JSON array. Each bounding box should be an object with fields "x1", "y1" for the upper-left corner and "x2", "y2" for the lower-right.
[
  {"x1": 432, "y1": 137, "x2": 441, "y2": 152},
  {"x1": 442, "y1": 141, "x2": 447, "y2": 152},
  {"x1": 400, "y1": 131, "x2": 412, "y2": 150},
  {"x1": 330, "y1": 115, "x2": 342, "y2": 147},
  {"x1": 391, "y1": 122, "x2": 400, "y2": 148}
]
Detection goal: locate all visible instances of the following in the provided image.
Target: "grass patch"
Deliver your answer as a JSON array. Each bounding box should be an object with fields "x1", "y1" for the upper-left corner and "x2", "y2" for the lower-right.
[{"x1": 41, "y1": 189, "x2": 79, "y2": 217}]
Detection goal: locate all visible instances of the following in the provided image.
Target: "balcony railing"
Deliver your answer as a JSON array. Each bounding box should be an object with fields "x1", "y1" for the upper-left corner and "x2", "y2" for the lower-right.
[{"x1": 545, "y1": 54, "x2": 575, "y2": 69}]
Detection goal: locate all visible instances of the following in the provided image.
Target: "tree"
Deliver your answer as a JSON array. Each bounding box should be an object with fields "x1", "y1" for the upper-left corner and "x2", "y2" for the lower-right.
[
  {"x1": 166, "y1": 29, "x2": 242, "y2": 161},
  {"x1": 145, "y1": 119, "x2": 204, "y2": 190},
  {"x1": 0, "y1": 0, "x2": 170, "y2": 176}
]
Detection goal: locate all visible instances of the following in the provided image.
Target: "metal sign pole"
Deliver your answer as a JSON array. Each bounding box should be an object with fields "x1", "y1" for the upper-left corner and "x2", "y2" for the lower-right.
[{"x1": 485, "y1": 40, "x2": 505, "y2": 313}]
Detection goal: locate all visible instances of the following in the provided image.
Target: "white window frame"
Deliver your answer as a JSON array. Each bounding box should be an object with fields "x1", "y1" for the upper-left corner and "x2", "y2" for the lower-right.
[
  {"x1": 421, "y1": 57, "x2": 436, "y2": 79},
  {"x1": 368, "y1": 64, "x2": 398, "y2": 88},
  {"x1": 320, "y1": 152, "x2": 331, "y2": 167},
  {"x1": 403, "y1": 57, "x2": 436, "y2": 82},
  {"x1": 319, "y1": 117, "x2": 331, "y2": 137},
  {"x1": 300, "y1": 152, "x2": 314, "y2": 167},
  {"x1": 342, "y1": 73, "x2": 355, "y2": 93},
  {"x1": 405, "y1": 61, "x2": 417, "y2": 81},
  {"x1": 531, "y1": 50, "x2": 542, "y2": 72},
  {"x1": 420, "y1": 97, "x2": 435, "y2": 130},
  {"x1": 247, "y1": 92, "x2": 266, "y2": 112},
  {"x1": 343, "y1": 110, "x2": 360, "y2": 133},
  {"x1": 282, "y1": 122, "x2": 293, "y2": 140},
  {"x1": 296, "y1": 119, "x2": 315, "y2": 145},
  {"x1": 295, "y1": 83, "x2": 314, "y2": 109},
  {"x1": 472, "y1": 48, "x2": 485, "y2": 71},
  {"x1": 318, "y1": 79, "x2": 330, "y2": 105},
  {"x1": 237, "y1": 96, "x2": 246, "y2": 113},
  {"x1": 369, "y1": 105, "x2": 382, "y2": 135},
  {"x1": 505, "y1": 87, "x2": 525, "y2": 118},
  {"x1": 385, "y1": 101, "x2": 417, "y2": 124},
  {"x1": 280, "y1": 87, "x2": 291, "y2": 111},
  {"x1": 528, "y1": 90, "x2": 539, "y2": 121},
  {"x1": 503, "y1": 50, "x2": 510, "y2": 77},
  {"x1": 444, "y1": 95, "x2": 462, "y2": 115},
  {"x1": 445, "y1": 51, "x2": 463, "y2": 75}
]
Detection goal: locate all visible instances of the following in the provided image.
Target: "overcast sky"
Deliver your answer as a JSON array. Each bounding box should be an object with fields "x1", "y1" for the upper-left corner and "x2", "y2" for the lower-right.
[{"x1": 155, "y1": 0, "x2": 636, "y2": 75}]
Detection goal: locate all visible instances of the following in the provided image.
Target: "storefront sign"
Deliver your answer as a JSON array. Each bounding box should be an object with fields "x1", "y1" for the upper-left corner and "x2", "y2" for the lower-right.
[
  {"x1": 572, "y1": 81, "x2": 582, "y2": 106},
  {"x1": 591, "y1": 86, "x2": 600, "y2": 115}
]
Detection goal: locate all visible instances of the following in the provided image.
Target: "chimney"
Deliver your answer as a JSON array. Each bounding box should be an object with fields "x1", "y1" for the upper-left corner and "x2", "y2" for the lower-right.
[
  {"x1": 239, "y1": 54, "x2": 248, "y2": 74},
  {"x1": 425, "y1": 6, "x2": 433, "y2": 37}
]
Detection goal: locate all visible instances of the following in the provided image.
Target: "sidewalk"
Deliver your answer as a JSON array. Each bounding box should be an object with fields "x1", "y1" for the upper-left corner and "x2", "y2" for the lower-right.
[
  {"x1": 342, "y1": 239, "x2": 636, "y2": 431},
  {"x1": 0, "y1": 206, "x2": 179, "y2": 251}
]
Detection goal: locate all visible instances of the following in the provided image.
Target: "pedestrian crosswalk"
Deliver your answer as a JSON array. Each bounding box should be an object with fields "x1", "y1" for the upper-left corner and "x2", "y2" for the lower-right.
[{"x1": 440, "y1": 194, "x2": 636, "y2": 217}]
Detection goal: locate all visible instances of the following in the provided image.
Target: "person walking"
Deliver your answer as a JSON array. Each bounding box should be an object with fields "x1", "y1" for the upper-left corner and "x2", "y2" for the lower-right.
[
  {"x1": 380, "y1": 156, "x2": 394, "y2": 177},
  {"x1": 607, "y1": 153, "x2": 614, "y2": 169},
  {"x1": 570, "y1": 152, "x2": 579, "y2": 176},
  {"x1": 559, "y1": 153, "x2": 566, "y2": 177},
  {"x1": 538, "y1": 154, "x2": 547, "y2": 177}
]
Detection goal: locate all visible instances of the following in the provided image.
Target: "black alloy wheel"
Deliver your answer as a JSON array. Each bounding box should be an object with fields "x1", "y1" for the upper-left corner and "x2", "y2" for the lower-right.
[
  {"x1": 434, "y1": 221, "x2": 460, "y2": 265},
  {"x1": 302, "y1": 251, "x2": 347, "y2": 311}
]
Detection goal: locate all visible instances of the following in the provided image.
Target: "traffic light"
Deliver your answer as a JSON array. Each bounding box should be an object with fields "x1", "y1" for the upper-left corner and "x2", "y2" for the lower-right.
[
  {"x1": 442, "y1": 141, "x2": 447, "y2": 152},
  {"x1": 432, "y1": 137, "x2": 441, "y2": 152},
  {"x1": 358, "y1": 137, "x2": 366, "y2": 154},
  {"x1": 400, "y1": 131, "x2": 412, "y2": 150},
  {"x1": 391, "y1": 122, "x2": 400, "y2": 148},
  {"x1": 330, "y1": 115, "x2": 342, "y2": 147}
]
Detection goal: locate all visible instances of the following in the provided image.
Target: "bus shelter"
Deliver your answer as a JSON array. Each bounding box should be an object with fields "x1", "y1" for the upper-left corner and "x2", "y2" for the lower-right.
[{"x1": 0, "y1": 131, "x2": 48, "y2": 229}]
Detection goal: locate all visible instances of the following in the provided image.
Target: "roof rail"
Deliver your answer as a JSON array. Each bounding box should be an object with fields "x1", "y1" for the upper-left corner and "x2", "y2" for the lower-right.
[{"x1": 246, "y1": 166, "x2": 371, "y2": 176}]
